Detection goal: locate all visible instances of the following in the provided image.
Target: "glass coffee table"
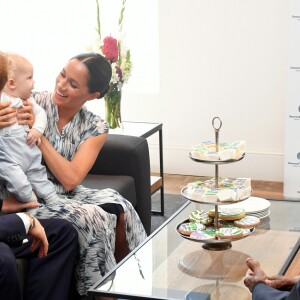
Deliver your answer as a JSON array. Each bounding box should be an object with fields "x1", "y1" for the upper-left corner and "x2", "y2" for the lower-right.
[{"x1": 88, "y1": 199, "x2": 300, "y2": 300}]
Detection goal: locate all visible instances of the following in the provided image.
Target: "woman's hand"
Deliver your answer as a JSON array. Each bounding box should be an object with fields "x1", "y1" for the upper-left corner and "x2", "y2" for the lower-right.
[
  {"x1": 0, "y1": 100, "x2": 34, "y2": 128},
  {"x1": 17, "y1": 99, "x2": 34, "y2": 127},
  {"x1": 2, "y1": 195, "x2": 39, "y2": 214},
  {"x1": 0, "y1": 101, "x2": 17, "y2": 128},
  {"x1": 27, "y1": 216, "x2": 49, "y2": 258}
]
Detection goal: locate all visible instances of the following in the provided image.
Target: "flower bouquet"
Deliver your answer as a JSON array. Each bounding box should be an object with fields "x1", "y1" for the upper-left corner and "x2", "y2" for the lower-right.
[{"x1": 91, "y1": 0, "x2": 132, "y2": 129}]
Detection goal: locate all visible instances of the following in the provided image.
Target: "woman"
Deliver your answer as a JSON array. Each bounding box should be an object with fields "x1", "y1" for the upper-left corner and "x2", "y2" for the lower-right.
[{"x1": 0, "y1": 52, "x2": 147, "y2": 296}]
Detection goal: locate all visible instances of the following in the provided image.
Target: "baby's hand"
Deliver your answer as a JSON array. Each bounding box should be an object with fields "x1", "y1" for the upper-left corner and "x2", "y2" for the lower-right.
[{"x1": 27, "y1": 128, "x2": 42, "y2": 147}]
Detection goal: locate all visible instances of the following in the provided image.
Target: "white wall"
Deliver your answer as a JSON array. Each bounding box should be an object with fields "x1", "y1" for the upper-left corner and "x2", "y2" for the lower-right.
[
  {"x1": 122, "y1": 0, "x2": 289, "y2": 181},
  {"x1": 1, "y1": 0, "x2": 290, "y2": 181}
]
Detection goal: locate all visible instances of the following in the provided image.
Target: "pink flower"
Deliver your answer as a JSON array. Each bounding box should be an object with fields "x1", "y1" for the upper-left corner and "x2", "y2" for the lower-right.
[{"x1": 102, "y1": 36, "x2": 118, "y2": 62}]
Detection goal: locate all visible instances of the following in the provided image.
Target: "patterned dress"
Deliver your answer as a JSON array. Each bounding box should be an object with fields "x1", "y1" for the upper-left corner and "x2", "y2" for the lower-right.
[{"x1": 30, "y1": 92, "x2": 147, "y2": 295}]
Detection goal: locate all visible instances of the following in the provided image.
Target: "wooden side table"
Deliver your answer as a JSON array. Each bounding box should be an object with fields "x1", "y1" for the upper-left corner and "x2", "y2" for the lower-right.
[{"x1": 110, "y1": 121, "x2": 164, "y2": 215}]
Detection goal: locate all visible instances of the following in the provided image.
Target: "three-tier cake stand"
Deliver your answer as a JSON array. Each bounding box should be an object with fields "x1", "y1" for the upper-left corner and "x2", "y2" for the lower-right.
[{"x1": 177, "y1": 117, "x2": 255, "y2": 251}]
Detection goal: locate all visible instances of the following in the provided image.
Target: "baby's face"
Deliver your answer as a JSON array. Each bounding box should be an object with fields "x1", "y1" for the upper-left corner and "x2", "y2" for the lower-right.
[{"x1": 14, "y1": 60, "x2": 35, "y2": 100}]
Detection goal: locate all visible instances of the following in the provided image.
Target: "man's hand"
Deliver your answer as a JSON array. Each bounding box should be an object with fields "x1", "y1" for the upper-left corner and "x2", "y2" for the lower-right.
[
  {"x1": 2, "y1": 195, "x2": 39, "y2": 214},
  {"x1": 266, "y1": 275, "x2": 300, "y2": 291},
  {"x1": 0, "y1": 101, "x2": 17, "y2": 128},
  {"x1": 17, "y1": 99, "x2": 34, "y2": 127},
  {"x1": 27, "y1": 215, "x2": 49, "y2": 258},
  {"x1": 244, "y1": 258, "x2": 268, "y2": 291}
]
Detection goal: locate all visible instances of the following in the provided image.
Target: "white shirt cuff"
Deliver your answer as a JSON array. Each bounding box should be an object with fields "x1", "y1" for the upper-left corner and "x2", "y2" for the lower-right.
[{"x1": 16, "y1": 213, "x2": 30, "y2": 234}]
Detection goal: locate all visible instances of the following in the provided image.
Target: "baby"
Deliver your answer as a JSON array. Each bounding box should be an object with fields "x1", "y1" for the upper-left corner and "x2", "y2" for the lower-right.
[{"x1": 0, "y1": 52, "x2": 57, "y2": 203}]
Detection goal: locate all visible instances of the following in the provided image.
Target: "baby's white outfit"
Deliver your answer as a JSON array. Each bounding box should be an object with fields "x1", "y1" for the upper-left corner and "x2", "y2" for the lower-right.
[{"x1": 0, "y1": 92, "x2": 56, "y2": 202}]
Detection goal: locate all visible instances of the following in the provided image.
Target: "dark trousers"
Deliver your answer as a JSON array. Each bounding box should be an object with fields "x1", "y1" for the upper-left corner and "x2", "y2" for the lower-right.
[
  {"x1": 252, "y1": 281, "x2": 300, "y2": 300},
  {"x1": 0, "y1": 218, "x2": 78, "y2": 300}
]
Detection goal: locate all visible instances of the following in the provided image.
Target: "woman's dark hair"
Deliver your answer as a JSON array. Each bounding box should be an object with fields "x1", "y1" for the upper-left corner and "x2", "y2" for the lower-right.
[{"x1": 71, "y1": 53, "x2": 112, "y2": 99}]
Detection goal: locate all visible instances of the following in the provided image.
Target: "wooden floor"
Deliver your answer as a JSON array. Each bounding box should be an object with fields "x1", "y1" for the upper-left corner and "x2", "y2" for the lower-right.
[{"x1": 160, "y1": 173, "x2": 284, "y2": 200}]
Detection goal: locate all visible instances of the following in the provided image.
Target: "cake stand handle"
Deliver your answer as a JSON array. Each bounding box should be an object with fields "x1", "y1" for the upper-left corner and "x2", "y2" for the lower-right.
[{"x1": 212, "y1": 116, "x2": 222, "y2": 152}]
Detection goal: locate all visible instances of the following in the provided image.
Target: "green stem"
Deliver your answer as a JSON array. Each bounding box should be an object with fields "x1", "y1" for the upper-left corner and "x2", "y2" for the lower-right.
[
  {"x1": 105, "y1": 94, "x2": 122, "y2": 129},
  {"x1": 118, "y1": 0, "x2": 127, "y2": 33},
  {"x1": 95, "y1": 0, "x2": 101, "y2": 40}
]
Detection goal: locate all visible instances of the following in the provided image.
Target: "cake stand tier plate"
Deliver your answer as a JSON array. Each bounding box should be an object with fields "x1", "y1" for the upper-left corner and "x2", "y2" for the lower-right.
[
  {"x1": 176, "y1": 219, "x2": 255, "y2": 251},
  {"x1": 181, "y1": 186, "x2": 252, "y2": 205},
  {"x1": 189, "y1": 152, "x2": 245, "y2": 164}
]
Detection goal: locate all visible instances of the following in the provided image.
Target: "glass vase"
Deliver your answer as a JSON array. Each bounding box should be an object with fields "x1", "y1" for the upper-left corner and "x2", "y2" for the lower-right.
[{"x1": 104, "y1": 89, "x2": 122, "y2": 129}]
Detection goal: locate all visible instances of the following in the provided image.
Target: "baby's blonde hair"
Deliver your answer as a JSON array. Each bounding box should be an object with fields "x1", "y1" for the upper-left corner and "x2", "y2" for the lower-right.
[
  {"x1": 0, "y1": 52, "x2": 16, "y2": 90},
  {"x1": 0, "y1": 52, "x2": 9, "y2": 90}
]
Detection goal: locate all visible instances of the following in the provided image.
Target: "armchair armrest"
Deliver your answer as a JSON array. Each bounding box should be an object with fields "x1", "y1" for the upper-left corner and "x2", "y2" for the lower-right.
[{"x1": 89, "y1": 134, "x2": 151, "y2": 234}]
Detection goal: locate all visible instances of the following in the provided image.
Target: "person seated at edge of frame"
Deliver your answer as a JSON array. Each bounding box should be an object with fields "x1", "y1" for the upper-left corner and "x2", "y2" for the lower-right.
[
  {"x1": 0, "y1": 52, "x2": 59, "y2": 205},
  {"x1": 0, "y1": 52, "x2": 78, "y2": 300},
  {"x1": 244, "y1": 257, "x2": 300, "y2": 300}
]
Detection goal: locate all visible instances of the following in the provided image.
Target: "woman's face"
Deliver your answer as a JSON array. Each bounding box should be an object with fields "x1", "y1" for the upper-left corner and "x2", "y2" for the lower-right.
[{"x1": 53, "y1": 59, "x2": 99, "y2": 110}]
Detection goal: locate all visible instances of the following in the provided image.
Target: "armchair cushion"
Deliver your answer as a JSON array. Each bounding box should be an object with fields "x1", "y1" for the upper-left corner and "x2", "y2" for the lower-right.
[{"x1": 82, "y1": 174, "x2": 136, "y2": 207}]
